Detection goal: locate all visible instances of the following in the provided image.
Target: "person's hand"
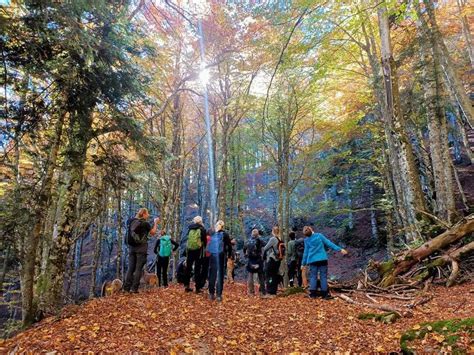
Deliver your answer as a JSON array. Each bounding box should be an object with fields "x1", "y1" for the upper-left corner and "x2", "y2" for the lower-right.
[
  {"x1": 341, "y1": 249, "x2": 348, "y2": 255},
  {"x1": 154, "y1": 217, "x2": 160, "y2": 224}
]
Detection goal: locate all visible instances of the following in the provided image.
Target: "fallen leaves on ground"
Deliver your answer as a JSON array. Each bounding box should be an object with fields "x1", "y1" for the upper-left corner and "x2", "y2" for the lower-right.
[{"x1": 1, "y1": 282, "x2": 473, "y2": 353}]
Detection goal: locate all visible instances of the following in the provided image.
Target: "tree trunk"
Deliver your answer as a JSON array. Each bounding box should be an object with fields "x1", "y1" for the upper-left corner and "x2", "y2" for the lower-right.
[
  {"x1": 423, "y1": 0, "x2": 474, "y2": 128},
  {"x1": 21, "y1": 112, "x2": 65, "y2": 326},
  {"x1": 0, "y1": 245, "x2": 11, "y2": 293},
  {"x1": 89, "y1": 215, "x2": 104, "y2": 299},
  {"x1": 116, "y1": 190, "x2": 123, "y2": 279},
  {"x1": 456, "y1": 0, "x2": 474, "y2": 68},
  {"x1": 416, "y1": 1, "x2": 457, "y2": 224},
  {"x1": 73, "y1": 235, "x2": 84, "y2": 302},
  {"x1": 42, "y1": 109, "x2": 92, "y2": 312},
  {"x1": 377, "y1": 214, "x2": 474, "y2": 286},
  {"x1": 377, "y1": 6, "x2": 426, "y2": 241}
]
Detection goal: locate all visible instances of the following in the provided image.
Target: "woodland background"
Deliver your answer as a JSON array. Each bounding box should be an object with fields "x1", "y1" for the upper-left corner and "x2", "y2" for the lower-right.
[{"x1": 0, "y1": 0, "x2": 473, "y2": 340}]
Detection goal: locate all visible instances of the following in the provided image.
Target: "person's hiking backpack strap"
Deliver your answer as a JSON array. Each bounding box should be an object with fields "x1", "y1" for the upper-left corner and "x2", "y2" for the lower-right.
[
  {"x1": 274, "y1": 237, "x2": 286, "y2": 260},
  {"x1": 207, "y1": 231, "x2": 224, "y2": 254},
  {"x1": 126, "y1": 218, "x2": 142, "y2": 247},
  {"x1": 187, "y1": 228, "x2": 202, "y2": 251},
  {"x1": 159, "y1": 235, "x2": 172, "y2": 257}
]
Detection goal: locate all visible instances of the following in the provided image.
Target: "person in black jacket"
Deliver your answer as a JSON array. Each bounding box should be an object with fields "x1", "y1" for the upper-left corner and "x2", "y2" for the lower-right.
[
  {"x1": 207, "y1": 220, "x2": 232, "y2": 302},
  {"x1": 184, "y1": 216, "x2": 207, "y2": 293},
  {"x1": 153, "y1": 231, "x2": 179, "y2": 287},
  {"x1": 123, "y1": 208, "x2": 159, "y2": 293},
  {"x1": 244, "y1": 229, "x2": 266, "y2": 297}
]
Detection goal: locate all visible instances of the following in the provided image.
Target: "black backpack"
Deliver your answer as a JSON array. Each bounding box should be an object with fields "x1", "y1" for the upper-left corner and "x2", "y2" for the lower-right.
[
  {"x1": 295, "y1": 238, "x2": 305, "y2": 258},
  {"x1": 246, "y1": 238, "x2": 261, "y2": 259},
  {"x1": 176, "y1": 257, "x2": 187, "y2": 284},
  {"x1": 126, "y1": 218, "x2": 145, "y2": 247}
]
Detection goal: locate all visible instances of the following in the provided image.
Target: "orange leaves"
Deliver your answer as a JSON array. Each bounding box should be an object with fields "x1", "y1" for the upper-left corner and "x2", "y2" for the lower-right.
[{"x1": 3, "y1": 283, "x2": 474, "y2": 353}]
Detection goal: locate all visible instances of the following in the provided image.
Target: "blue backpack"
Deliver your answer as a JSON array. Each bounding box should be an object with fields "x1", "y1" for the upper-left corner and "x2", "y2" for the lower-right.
[{"x1": 207, "y1": 231, "x2": 224, "y2": 254}]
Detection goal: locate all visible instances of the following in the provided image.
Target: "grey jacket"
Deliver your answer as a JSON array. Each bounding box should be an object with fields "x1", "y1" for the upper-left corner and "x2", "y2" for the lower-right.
[{"x1": 263, "y1": 236, "x2": 280, "y2": 262}]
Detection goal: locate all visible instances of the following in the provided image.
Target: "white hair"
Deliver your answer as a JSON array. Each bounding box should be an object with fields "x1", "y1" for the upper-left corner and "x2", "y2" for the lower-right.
[
  {"x1": 215, "y1": 220, "x2": 225, "y2": 230},
  {"x1": 193, "y1": 216, "x2": 203, "y2": 225}
]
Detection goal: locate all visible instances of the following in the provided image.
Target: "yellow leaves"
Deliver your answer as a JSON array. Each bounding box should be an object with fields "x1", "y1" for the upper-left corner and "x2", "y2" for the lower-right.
[
  {"x1": 413, "y1": 324, "x2": 421, "y2": 330},
  {"x1": 433, "y1": 334, "x2": 445, "y2": 343},
  {"x1": 79, "y1": 326, "x2": 87, "y2": 331},
  {"x1": 217, "y1": 336, "x2": 224, "y2": 343}
]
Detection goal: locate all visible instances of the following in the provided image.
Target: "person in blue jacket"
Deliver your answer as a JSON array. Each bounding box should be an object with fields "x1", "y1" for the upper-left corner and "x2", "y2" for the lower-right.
[{"x1": 301, "y1": 226, "x2": 348, "y2": 299}]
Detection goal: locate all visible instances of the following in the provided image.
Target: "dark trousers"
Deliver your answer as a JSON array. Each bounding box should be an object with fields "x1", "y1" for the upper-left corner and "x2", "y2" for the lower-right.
[
  {"x1": 124, "y1": 251, "x2": 147, "y2": 292},
  {"x1": 295, "y1": 258, "x2": 303, "y2": 287},
  {"x1": 197, "y1": 256, "x2": 210, "y2": 290},
  {"x1": 208, "y1": 252, "x2": 225, "y2": 297},
  {"x1": 184, "y1": 249, "x2": 203, "y2": 290},
  {"x1": 265, "y1": 258, "x2": 281, "y2": 295},
  {"x1": 288, "y1": 259, "x2": 303, "y2": 287},
  {"x1": 288, "y1": 259, "x2": 297, "y2": 287},
  {"x1": 156, "y1": 255, "x2": 170, "y2": 287}
]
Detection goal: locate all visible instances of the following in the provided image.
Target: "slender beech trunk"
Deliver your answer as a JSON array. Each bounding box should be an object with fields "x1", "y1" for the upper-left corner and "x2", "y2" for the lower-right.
[
  {"x1": 456, "y1": 0, "x2": 474, "y2": 68},
  {"x1": 0, "y1": 246, "x2": 11, "y2": 292},
  {"x1": 377, "y1": 6, "x2": 427, "y2": 241},
  {"x1": 422, "y1": 0, "x2": 474, "y2": 128},
  {"x1": 116, "y1": 190, "x2": 123, "y2": 279},
  {"x1": 416, "y1": 1, "x2": 457, "y2": 224},
  {"x1": 90, "y1": 188, "x2": 107, "y2": 298},
  {"x1": 73, "y1": 235, "x2": 84, "y2": 301},
  {"x1": 369, "y1": 186, "x2": 379, "y2": 240}
]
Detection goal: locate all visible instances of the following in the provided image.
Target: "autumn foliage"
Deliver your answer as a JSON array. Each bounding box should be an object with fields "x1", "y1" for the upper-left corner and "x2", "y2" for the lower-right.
[{"x1": 2, "y1": 283, "x2": 473, "y2": 353}]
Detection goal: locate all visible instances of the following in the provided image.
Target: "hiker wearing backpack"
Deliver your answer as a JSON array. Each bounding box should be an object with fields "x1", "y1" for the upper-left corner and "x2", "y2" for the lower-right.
[
  {"x1": 184, "y1": 216, "x2": 207, "y2": 293},
  {"x1": 197, "y1": 230, "x2": 212, "y2": 290},
  {"x1": 153, "y1": 231, "x2": 179, "y2": 287},
  {"x1": 263, "y1": 226, "x2": 285, "y2": 297},
  {"x1": 123, "y1": 208, "x2": 160, "y2": 293},
  {"x1": 287, "y1": 232, "x2": 298, "y2": 287},
  {"x1": 244, "y1": 229, "x2": 266, "y2": 297},
  {"x1": 294, "y1": 235, "x2": 305, "y2": 287},
  {"x1": 301, "y1": 226, "x2": 348, "y2": 299},
  {"x1": 207, "y1": 220, "x2": 232, "y2": 302}
]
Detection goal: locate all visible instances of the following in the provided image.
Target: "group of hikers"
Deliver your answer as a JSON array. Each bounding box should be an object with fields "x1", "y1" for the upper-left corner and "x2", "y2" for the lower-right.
[{"x1": 123, "y1": 208, "x2": 348, "y2": 301}]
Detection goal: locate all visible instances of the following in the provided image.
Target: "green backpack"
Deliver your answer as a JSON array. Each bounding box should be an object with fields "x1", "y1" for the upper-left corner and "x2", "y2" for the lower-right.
[
  {"x1": 187, "y1": 228, "x2": 202, "y2": 250},
  {"x1": 159, "y1": 235, "x2": 172, "y2": 257}
]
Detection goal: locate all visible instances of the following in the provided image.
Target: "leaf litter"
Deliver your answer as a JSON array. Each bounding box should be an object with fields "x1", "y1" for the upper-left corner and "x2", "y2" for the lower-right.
[{"x1": 1, "y1": 282, "x2": 472, "y2": 353}]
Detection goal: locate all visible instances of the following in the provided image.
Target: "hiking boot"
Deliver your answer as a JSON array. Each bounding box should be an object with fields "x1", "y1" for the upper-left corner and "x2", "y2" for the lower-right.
[
  {"x1": 216, "y1": 296, "x2": 223, "y2": 302},
  {"x1": 185, "y1": 287, "x2": 193, "y2": 293},
  {"x1": 309, "y1": 290, "x2": 319, "y2": 299},
  {"x1": 322, "y1": 292, "x2": 334, "y2": 300},
  {"x1": 209, "y1": 294, "x2": 216, "y2": 301}
]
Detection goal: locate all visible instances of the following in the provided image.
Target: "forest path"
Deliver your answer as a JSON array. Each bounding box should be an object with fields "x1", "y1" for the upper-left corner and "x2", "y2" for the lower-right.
[{"x1": 2, "y1": 283, "x2": 473, "y2": 353}]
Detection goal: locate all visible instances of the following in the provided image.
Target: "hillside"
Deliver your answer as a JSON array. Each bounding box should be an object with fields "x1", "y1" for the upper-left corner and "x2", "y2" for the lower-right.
[{"x1": 2, "y1": 283, "x2": 473, "y2": 353}]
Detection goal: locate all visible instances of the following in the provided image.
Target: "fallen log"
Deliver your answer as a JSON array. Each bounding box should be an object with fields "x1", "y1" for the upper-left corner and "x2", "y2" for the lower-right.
[
  {"x1": 375, "y1": 214, "x2": 474, "y2": 286},
  {"x1": 337, "y1": 294, "x2": 411, "y2": 317}
]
